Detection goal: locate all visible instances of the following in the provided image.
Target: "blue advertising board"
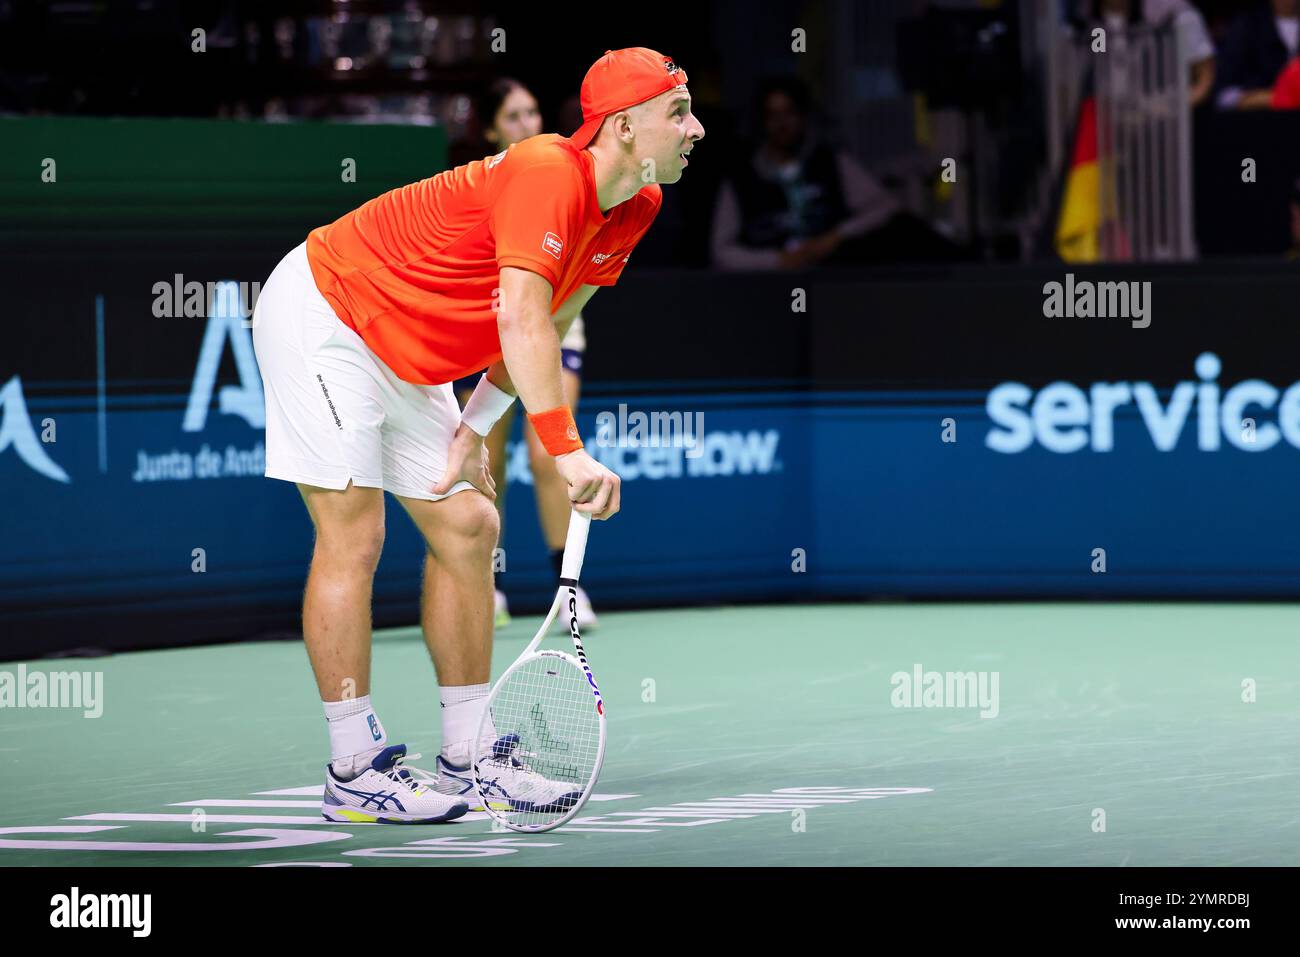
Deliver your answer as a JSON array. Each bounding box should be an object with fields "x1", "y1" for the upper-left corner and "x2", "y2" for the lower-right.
[{"x1": 6, "y1": 298, "x2": 1300, "y2": 661}]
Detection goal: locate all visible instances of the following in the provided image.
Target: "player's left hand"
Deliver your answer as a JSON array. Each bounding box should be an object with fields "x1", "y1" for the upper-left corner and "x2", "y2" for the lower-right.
[{"x1": 434, "y1": 422, "x2": 497, "y2": 500}]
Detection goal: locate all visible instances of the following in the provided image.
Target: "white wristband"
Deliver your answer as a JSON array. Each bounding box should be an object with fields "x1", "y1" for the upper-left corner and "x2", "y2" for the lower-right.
[{"x1": 461, "y1": 376, "x2": 515, "y2": 437}]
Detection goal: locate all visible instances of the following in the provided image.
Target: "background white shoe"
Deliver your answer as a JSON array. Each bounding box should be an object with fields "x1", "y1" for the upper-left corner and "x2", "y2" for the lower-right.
[
  {"x1": 554, "y1": 585, "x2": 598, "y2": 632},
  {"x1": 494, "y1": 589, "x2": 511, "y2": 629}
]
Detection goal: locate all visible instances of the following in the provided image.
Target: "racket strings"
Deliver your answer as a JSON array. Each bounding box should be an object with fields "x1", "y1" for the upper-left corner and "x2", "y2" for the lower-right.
[{"x1": 483, "y1": 654, "x2": 601, "y2": 827}]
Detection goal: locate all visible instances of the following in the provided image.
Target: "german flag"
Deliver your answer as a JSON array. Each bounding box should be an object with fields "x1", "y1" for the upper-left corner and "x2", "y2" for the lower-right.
[{"x1": 1054, "y1": 94, "x2": 1099, "y2": 262}]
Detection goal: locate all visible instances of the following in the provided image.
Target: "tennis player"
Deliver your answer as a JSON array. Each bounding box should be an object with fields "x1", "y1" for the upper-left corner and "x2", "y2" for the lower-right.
[
  {"x1": 453, "y1": 77, "x2": 602, "y2": 633},
  {"x1": 251, "y1": 47, "x2": 704, "y2": 823}
]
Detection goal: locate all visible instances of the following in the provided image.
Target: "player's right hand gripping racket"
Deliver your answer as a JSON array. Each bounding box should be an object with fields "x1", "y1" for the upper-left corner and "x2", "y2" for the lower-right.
[{"x1": 472, "y1": 510, "x2": 605, "y2": 833}]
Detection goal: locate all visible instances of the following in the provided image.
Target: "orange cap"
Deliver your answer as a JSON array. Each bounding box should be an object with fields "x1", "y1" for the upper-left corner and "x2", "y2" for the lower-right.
[{"x1": 569, "y1": 47, "x2": 689, "y2": 149}]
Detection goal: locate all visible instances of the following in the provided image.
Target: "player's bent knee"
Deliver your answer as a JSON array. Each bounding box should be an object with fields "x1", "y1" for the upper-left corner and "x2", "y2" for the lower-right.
[{"x1": 440, "y1": 490, "x2": 500, "y2": 550}]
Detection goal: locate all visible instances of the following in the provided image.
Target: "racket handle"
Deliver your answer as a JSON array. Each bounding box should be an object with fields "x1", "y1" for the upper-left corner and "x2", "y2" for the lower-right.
[{"x1": 560, "y1": 510, "x2": 592, "y2": 583}]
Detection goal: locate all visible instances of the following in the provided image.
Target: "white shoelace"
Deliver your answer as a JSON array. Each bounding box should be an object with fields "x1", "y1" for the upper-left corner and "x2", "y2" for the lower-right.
[{"x1": 381, "y1": 752, "x2": 429, "y2": 792}]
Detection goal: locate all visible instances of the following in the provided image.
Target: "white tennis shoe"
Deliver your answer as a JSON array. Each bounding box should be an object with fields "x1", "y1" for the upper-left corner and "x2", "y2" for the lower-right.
[
  {"x1": 322, "y1": 744, "x2": 469, "y2": 824},
  {"x1": 430, "y1": 734, "x2": 584, "y2": 814}
]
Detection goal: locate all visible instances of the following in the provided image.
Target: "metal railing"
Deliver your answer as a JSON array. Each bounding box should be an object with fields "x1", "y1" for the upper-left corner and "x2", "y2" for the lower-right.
[{"x1": 1045, "y1": 18, "x2": 1196, "y2": 261}]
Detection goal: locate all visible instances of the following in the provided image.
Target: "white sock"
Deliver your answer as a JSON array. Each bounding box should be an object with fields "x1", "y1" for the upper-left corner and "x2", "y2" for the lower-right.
[
  {"x1": 440, "y1": 684, "x2": 492, "y2": 769},
  {"x1": 323, "y1": 695, "x2": 387, "y2": 779}
]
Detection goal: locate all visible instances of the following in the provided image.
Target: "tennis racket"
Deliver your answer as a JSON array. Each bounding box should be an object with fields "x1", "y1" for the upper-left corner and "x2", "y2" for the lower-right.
[{"x1": 472, "y1": 509, "x2": 605, "y2": 833}]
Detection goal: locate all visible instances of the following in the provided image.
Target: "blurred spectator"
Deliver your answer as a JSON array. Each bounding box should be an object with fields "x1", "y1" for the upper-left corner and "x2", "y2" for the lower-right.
[
  {"x1": 711, "y1": 76, "x2": 958, "y2": 270},
  {"x1": 448, "y1": 77, "x2": 541, "y2": 166},
  {"x1": 1215, "y1": 0, "x2": 1299, "y2": 109},
  {"x1": 1092, "y1": 0, "x2": 1216, "y2": 106},
  {"x1": 476, "y1": 77, "x2": 541, "y2": 150}
]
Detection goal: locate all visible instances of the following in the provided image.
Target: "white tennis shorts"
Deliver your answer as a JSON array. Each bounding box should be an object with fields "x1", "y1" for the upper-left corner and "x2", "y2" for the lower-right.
[{"x1": 251, "y1": 242, "x2": 474, "y2": 501}]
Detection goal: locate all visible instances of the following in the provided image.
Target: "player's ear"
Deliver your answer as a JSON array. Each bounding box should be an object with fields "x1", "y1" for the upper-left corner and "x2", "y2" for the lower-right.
[{"x1": 612, "y1": 109, "x2": 635, "y2": 144}]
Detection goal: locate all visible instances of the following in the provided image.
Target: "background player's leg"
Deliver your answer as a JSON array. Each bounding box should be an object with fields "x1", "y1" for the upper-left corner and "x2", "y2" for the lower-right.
[
  {"x1": 485, "y1": 404, "x2": 514, "y2": 526},
  {"x1": 458, "y1": 381, "x2": 515, "y2": 628},
  {"x1": 527, "y1": 368, "x2": 597, "y2": 626},
  {"x1": 396, "y1": 488, "x2": 499, "y2": 765},
  {"x1": 528, "y1": 368, "x2": 581, "y2": 557},
  {"x1": 485, "y1": 404, "x2": 516, "y2": 626}
]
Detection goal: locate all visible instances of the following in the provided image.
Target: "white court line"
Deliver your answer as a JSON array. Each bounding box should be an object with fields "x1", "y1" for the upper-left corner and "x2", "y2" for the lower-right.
[
  {"x1": 171, "y1": 799, "x2": 320, "y2": 808},
  {"x1": 557, "y1": 827, "x2": 661, "y2": 833},
  {"x1": 67, "y1": 813, "x2": 349, "y2": 825},
  {"x1": 609, "y1": 809, "x2": 757, "y2": 818}
]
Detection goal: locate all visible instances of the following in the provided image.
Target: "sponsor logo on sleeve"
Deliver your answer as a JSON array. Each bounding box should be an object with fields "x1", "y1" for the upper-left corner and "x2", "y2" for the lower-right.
[{"x1": 542, "y1": 232, "x2": 564, "y2": 260}]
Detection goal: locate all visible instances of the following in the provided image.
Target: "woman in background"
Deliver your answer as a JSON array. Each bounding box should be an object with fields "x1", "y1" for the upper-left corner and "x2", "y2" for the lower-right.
[{"x1": 455, "y1": 78, "x2": 599, "y2": 631}]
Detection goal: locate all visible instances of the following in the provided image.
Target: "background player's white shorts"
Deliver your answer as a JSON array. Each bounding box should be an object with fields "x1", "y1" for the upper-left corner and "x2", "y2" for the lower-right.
[
  {"x1": 560, "y1": 313, "x2": 585, "y2": 352},
  {"x1": 252, "y1": 242, "x2": 474, "y2": 501}
]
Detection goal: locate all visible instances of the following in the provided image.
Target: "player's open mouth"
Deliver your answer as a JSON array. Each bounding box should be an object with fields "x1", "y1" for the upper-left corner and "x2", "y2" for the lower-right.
[{"x1": 680, "y1": 151, "x2": 690, "y2": 166}]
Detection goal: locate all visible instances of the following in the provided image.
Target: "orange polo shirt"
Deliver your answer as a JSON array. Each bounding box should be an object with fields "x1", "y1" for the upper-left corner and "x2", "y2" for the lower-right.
[{"x1": 304, "y1": 134, "x2": 662, "y2": 385}]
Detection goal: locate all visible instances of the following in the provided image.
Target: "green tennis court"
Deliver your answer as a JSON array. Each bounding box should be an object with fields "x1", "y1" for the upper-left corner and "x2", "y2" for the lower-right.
[{"x1": 2, "y1": 603, "x2": 1297, "y2": 866}]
